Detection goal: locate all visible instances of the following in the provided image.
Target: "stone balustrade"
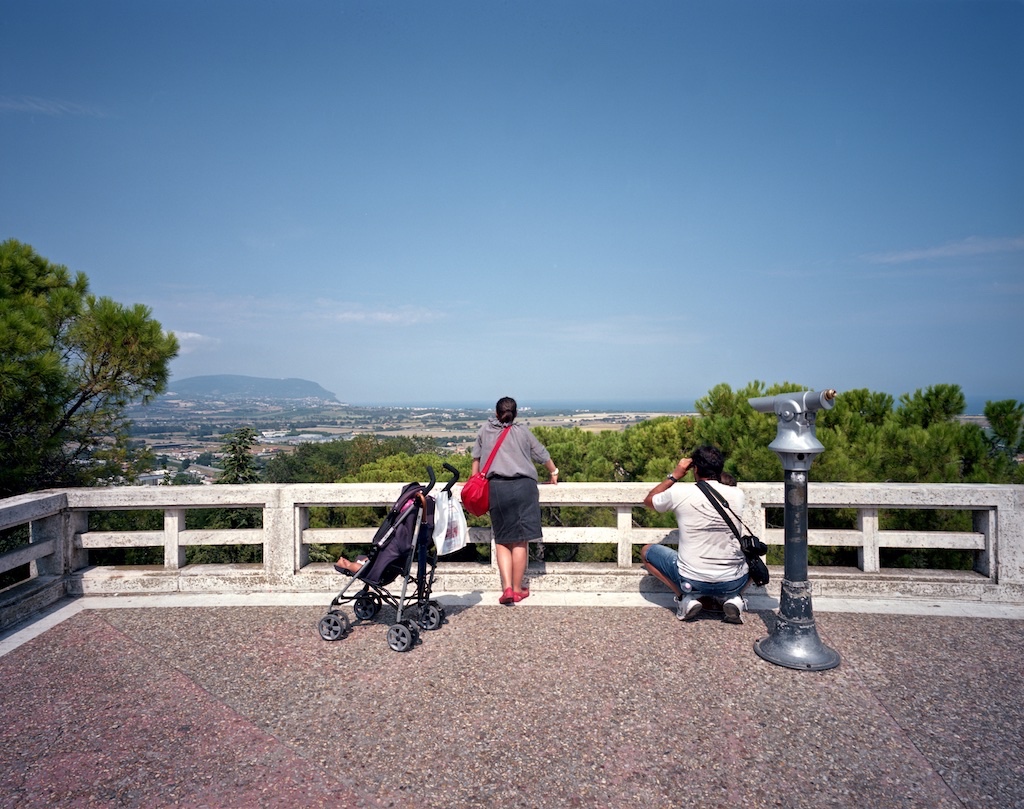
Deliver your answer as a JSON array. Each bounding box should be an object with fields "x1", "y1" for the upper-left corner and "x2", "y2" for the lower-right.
[{"x1": 1, "y1": 481, "x2": 1022, "y2": 630}]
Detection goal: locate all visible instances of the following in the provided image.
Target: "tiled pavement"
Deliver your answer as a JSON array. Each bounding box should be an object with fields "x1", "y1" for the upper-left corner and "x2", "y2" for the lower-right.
[{"x1": 1, "y1": 591, "x2": 1022, "y2": 808}]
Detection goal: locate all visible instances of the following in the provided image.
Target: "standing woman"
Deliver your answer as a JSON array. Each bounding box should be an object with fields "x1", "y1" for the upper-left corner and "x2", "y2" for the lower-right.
[{"x1": 471, "y1": 396, "x2": 559, "y2": 604}]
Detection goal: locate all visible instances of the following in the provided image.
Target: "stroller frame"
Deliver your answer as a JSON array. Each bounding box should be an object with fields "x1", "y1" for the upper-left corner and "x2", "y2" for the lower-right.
[{"x1": 318, "y1": 464, "x2": 459, "y2": 652}]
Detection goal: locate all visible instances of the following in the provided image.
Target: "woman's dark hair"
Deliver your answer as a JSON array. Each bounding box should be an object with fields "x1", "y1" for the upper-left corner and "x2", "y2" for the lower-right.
[
  {"x1": 496, "y1": 396, "x2": 517, "y2": 424},
  {"x1": 690, "y1": 445, "x2": 725, "y2": 480}
]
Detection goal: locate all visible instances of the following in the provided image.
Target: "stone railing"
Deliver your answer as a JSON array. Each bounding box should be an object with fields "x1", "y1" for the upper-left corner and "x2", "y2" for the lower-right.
[{"x1": 1, "y1": 482, "x2": 1022, "y2": 629}]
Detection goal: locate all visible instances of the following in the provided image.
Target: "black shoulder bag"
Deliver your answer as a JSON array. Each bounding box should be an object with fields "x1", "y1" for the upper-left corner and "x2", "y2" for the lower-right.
[{"x1": 696, "y1": 480, "x2": 770, "y2": 586}]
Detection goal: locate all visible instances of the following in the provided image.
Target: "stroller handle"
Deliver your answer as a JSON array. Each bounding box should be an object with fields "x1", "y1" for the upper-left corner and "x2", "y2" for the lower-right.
[
  {"x1": 441, "y1": 462, "x2": 460, "y2": 494},
  {"x1": 424, "y1": 465, "x2": 436, "y2": 494}
]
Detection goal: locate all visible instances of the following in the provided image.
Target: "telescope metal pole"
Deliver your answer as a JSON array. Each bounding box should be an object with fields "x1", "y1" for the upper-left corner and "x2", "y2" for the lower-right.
[
  {"x1": 783, "y1": 470, "x2": 808, "y2": 583},
  {"x1": 747, "y1": 389, "x2": 840, "y2": 671}
]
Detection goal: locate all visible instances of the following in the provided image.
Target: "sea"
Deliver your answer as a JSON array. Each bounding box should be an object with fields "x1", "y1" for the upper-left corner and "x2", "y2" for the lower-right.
[
  {"x1": 394, "y1": 394, "x2": 1014, "y2": 417},
  {"x1": 382, "y1": 398, "x2": 696, "y2": 413}
]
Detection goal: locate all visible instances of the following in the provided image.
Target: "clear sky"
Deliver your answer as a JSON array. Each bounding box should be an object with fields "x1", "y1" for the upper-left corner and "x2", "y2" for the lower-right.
[{"x1": 3, "y1": 0, "x2": 1022, "y2": 409}]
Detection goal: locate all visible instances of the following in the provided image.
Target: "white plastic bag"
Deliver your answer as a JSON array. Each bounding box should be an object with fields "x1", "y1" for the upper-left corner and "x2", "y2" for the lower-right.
[{"x1": 431, "y1": 488, "x2": 468, "y2": 556}]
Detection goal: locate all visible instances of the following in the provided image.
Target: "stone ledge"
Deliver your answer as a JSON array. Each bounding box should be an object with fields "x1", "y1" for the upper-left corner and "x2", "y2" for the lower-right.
[
  {"x1": 54, "y1": 561, "x2": 1012, "y2": 605},
  {"x1": 0, "y1": 576, "x2": 66, "y2": 631}
]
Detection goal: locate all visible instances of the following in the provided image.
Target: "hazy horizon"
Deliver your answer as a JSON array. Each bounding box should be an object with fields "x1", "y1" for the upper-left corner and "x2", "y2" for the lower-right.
[{"x1": 164, "y1": 372, "x2": 1013, "y2": 416}]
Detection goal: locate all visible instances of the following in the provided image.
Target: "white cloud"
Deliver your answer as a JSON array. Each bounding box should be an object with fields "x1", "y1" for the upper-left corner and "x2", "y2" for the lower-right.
[
  {"x1": 313, "y1": 301, "x2": 446, "y2": 326},
  {"x1": 171, "y1": 331, "x2": 220, "y2": 355},
  {"x1": 155, "y1": 290, "x2": 450, "y2": 334},
  {"x1": 864, "y1": 236, "x2": 1024, "y2": 265},
  {"x1": 0, "y1": 95, "x2": 106, "y2": 117}
]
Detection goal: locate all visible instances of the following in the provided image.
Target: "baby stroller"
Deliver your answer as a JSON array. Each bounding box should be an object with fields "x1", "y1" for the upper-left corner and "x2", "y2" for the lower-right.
[{"x1": 318, "y1": 464, "x2": 458, "y2": 652}]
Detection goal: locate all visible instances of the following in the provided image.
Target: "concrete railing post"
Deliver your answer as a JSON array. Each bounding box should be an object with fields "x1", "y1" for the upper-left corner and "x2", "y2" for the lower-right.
[
  {"x1": 67, "y1": 510, "x2": 89, "y2": 572},
  {"x1": 617, "y1": 506, "x2": 633, "y2": 567},
  {"x1": 296, "y1": 506, "x2": 311, "y2": 570},
  {"x1": 29, "y1": 514, "x2": 63, "y2": 577},
  {"x1": 857, "y1": 508, "x2": 880, "y2": 573},
  {"x1": 998, "y1": 487, "x2": 1024, "y2": 591},
  {"x1": 262, "y1": 496, "x2": 298, "y2": 578},
  {"x1": 165, "y1": 509, "x2": 186, "y2": 569},
  {"x1": 973, "y1": 508, "x2": 994, "y2": 578}
]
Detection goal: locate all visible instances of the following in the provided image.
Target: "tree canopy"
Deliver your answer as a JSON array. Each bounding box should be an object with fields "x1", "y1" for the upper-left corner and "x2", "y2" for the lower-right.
[
  {"x1": 529, "y1": 381, "x2": 1020, "y2": 486},
  {"x1": 0, "y1": 239, "x2": 179, "y2": 496},
  {"x1": 217, "y1": 427, "x2": 262, "y2": 484},
  {"x1": 261, "y1": 433, "x2": 436, "y2": 484},
  {"x1": 256, "y1": 381, "x2": 1022, "y2": 489}
]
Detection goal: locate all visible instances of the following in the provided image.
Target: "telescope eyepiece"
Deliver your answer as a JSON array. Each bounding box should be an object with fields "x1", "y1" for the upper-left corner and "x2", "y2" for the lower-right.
[{"x1": 748, "y1": 389, "x2": 837, "y2": 415}]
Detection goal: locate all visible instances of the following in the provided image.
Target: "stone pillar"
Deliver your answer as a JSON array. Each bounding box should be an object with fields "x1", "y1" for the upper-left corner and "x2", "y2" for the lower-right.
[
  {"x1": 996, "y1": 487, "x2": 1024, "y2": 588},
  {"x1": 972, "y1": 508, "x2": 994, "y2": 578},
  {"x1": 857, "y1": 508, "x2": 880, "y2": 573},
  {"x1": 29, "y1": 513, "x2": 63, "y2": 577},
  {"x1": 164, "y1": 509, "x2": 186, "y2": 569},
  {"x1": 67, "y1": 510, "x2": 89, "y2": 572},
  {"x1": 262, "y1": 498, "x2": 298, "y2": 580},
  {"x1": 296, "y1": 506, "x2": 310, "y2": 570},
  {"x1": 617, "y1": 506, "x2": 633, "y2": 567}
]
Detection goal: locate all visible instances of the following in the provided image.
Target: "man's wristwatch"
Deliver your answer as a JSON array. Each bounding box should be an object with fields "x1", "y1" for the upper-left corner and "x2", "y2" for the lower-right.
[{"x1": 666, "y1": 474, "x2": 678, "y2": 483}]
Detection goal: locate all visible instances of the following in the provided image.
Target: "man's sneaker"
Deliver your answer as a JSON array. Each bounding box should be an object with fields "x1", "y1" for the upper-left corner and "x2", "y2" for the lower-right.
[
  {"x1": 722, "y1": 596, "x2": 744, "y2": 624},
  {"x1": 674, "y1": 595, "x2": 702, "y2": 621}
]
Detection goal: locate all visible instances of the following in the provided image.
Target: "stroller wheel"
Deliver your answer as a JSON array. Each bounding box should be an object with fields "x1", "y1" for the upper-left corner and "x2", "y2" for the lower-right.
[
  {"x1": 353, "y1": 593, "x2": 381, "y2": 621},
  {"x1": 417, "y1": 601, "x2": 446, "y2": 631},
  {"x1": 318, "y1": 611, "x2": 350, "y2": 641},
  {"x1": 386, "y1": 620, "x2": 418, "y2": 653}
]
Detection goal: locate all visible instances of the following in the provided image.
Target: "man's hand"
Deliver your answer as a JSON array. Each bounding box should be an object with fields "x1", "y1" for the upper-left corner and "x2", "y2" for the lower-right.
[
  {"x1": 673, "y1": 457, "x2": 693, "y2": 479},
  {"x1": 644, "y1": 455, "x2": 692, "y2": 510}
]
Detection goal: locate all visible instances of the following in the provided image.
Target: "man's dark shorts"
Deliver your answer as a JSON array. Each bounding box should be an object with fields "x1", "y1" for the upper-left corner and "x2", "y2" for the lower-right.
[{"x1": 643, "y1": 543, "x2": 748, "y2": 598}]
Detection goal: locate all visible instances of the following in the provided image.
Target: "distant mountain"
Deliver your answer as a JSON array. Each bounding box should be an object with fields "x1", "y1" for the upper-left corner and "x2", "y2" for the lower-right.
[{"x1": 167, "y1": 375, "x2": 338, "y2": 401}]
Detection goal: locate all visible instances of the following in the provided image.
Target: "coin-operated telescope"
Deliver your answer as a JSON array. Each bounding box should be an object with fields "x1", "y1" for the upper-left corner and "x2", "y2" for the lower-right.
[{"x1": 747, "y1": 389, "x2": 840, "y2": 671}]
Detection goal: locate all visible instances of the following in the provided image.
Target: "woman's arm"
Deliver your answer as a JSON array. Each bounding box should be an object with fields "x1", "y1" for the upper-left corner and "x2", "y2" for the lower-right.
[{"x1": 544, "y1": 459, "x2": 558, "y2": 484}]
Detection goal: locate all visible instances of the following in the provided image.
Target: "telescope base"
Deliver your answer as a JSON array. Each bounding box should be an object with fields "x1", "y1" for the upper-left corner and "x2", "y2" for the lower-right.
[{"x1": 754, "y1": 578, "x2": 840, "y2": 671}]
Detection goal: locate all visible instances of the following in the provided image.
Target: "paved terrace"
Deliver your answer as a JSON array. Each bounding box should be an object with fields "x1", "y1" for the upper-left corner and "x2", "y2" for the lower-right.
[
  {"x1": 1, "y1": 590, "x2": 1023, "y2": 809},
  {"x1": 2, "y1": 481, "x2": 1023, "y2": 807}
]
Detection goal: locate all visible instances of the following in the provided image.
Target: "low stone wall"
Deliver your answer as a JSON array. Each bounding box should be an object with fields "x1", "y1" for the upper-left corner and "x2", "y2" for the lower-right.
[{"x1": 1, "y1": 481, "x2": 1022, "y2": 629}]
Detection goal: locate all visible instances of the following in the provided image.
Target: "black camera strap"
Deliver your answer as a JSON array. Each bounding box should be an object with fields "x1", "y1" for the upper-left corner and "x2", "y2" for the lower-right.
[
  {"x1": 696, "y1": 480, "x2": 747, "y2": 543},
  {"x1": 697, "y1": 480, "x2": 770, "y2": 585}
]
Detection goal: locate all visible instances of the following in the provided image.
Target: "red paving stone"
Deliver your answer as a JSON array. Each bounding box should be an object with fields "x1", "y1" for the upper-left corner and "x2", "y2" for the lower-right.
[{"x1": 1, "y1": 601, "x2": 1022, "y2": 808}]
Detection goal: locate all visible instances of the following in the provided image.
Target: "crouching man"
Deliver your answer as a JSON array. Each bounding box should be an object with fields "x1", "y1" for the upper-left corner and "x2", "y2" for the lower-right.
[{"x1": 641, "y1": 445, "x2": 748, "y2": 623}]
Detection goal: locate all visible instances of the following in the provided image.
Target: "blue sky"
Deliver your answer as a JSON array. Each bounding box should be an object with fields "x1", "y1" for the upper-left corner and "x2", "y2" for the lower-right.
[{"x1": 3, "y1": 0, "x2": 1022, "y2": 409}]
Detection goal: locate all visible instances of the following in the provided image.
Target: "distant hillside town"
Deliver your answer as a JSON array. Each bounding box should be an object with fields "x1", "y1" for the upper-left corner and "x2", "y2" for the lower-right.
[{"x1": 127, "y1": 375, "x2": 674, "y2": 484}]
